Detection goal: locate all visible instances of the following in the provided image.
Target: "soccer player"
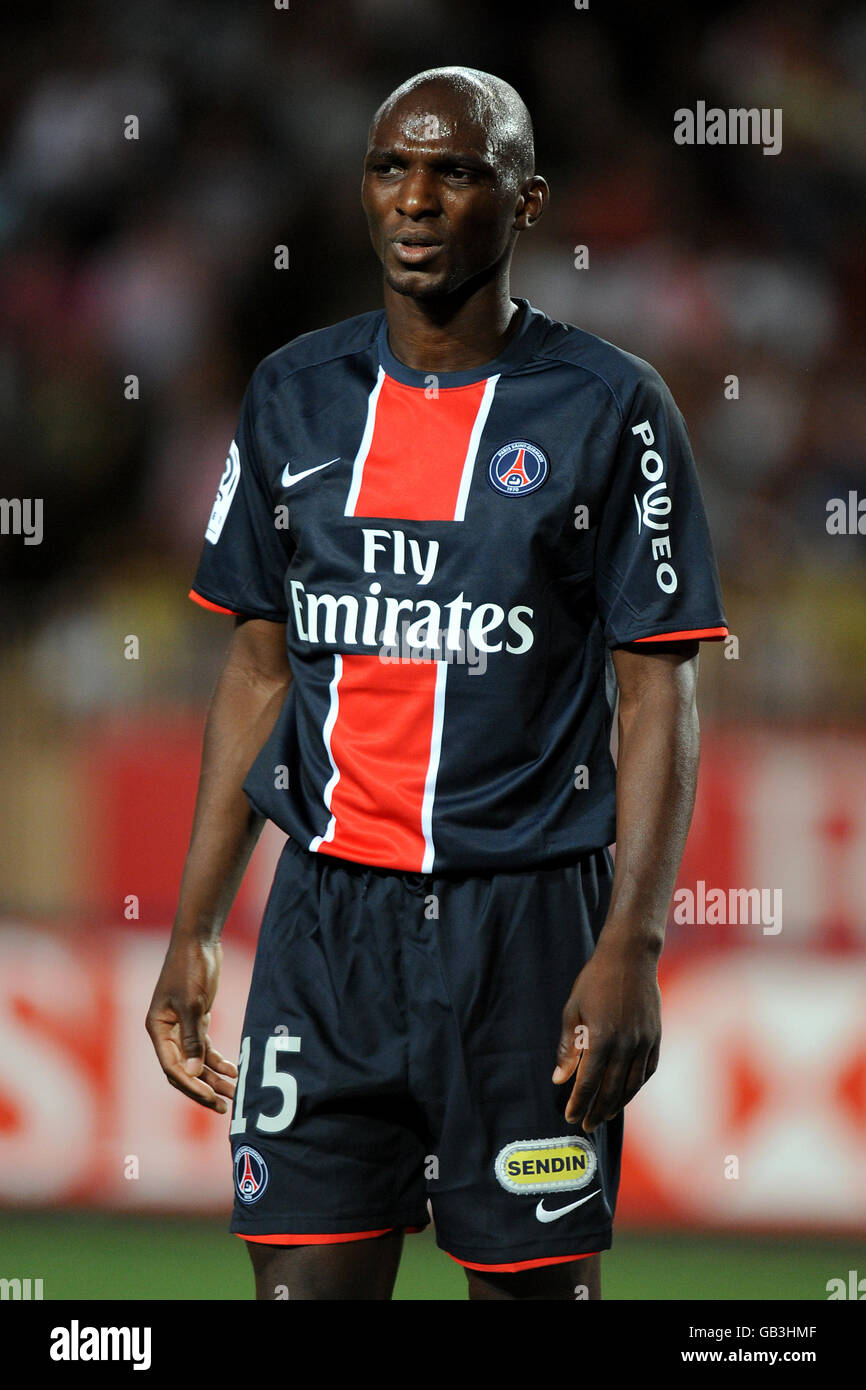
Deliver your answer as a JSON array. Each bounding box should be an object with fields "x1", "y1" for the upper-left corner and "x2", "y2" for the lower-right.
[{"x1": 147, "y1": 66, "x2": 727, "y2": 1301}]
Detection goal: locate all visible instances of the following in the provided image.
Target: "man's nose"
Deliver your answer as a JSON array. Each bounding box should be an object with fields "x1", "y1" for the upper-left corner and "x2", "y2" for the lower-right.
[{"x1": 396, "y1": 167, "x2": 440, "y2": 216}]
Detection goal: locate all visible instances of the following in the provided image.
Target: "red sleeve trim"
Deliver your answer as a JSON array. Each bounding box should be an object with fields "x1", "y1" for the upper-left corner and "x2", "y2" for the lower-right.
[
  {"x1": 188, "y1": 588, "x2": 240, "y2": 616},
  {"x1": 447, "y1": 1249, "x2": 599, "y2": 1272},
  {"x1": 633, "y1": 626, "x2": 728, "y2": 643}
]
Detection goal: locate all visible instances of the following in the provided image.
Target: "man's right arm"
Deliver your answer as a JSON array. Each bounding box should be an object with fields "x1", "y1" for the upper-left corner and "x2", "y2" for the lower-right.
[{"x1": 146, "y1": 616, "x2": 292, "y2": 1112}]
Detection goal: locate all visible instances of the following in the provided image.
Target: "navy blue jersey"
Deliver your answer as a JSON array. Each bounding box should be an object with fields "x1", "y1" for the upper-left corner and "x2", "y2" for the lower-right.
[{"x1": 191, "y1": 298, "x2": 727, "y2": 874}]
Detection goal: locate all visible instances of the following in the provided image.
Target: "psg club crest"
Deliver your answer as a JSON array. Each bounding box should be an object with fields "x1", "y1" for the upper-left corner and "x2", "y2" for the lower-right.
[
  {"x1": 234, "y1": 1145, "x2": 269, "y2": 1204},
  {"x1": 487, "y1": 441, "x2": 549, "y2": 497}
]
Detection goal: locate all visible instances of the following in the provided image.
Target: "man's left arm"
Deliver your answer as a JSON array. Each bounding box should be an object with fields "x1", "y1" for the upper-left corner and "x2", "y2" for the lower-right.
[{"x1": 552, "y1": 640, "x2": 700, "y2": 1132}]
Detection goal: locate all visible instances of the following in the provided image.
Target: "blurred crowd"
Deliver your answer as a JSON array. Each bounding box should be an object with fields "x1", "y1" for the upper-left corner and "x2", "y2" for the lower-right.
[{"x1": 1, "y1": 0, "x2": 864, "y2": 725}]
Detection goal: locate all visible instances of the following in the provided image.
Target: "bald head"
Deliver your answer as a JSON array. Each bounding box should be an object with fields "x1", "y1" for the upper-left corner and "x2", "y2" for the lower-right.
[
  {"x1": 362, "y1": 65, "x2": 547, "y2": 303},
  {"x1": 370, "y1": 66, "x2": 535, "y2": 188}
]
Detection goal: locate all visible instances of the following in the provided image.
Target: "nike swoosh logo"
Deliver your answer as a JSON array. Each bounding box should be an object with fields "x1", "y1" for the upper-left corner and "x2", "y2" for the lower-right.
[
  {"x1": 281, "y1": 457, "x2": 340, "y2": 489},
  {"x1": 535, "y1": 1189, "x2": 600, "y2": 1223}
]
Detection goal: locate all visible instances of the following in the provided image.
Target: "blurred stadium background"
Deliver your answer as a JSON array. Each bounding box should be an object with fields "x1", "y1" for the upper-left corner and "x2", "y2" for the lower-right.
[{"x1": 1, "y1": 0, "x2": 864, "y2": 1300}]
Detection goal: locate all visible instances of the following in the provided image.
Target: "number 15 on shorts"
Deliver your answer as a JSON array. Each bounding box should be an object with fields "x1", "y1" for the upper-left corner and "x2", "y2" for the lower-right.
[{"x1": 230, "y1": 1034, "x2": 301, "y2": 1135}]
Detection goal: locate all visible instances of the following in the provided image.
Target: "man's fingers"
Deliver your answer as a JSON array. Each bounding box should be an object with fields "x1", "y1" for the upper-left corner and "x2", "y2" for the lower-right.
[
  {"x1": 154, "y1": 1030, "x2": 225, "y2": 1107},
  {"x1": 564, "y1": 1043, "x2": 610, "y2": 1125},
  {"x1": 148, "y1": 1015, "x2": 230, "y2": 1111},
  {"x1": 581, "y1": 1041, "x2": 657, "y2": 1131},
  {"x1": 202, "y1": 1036, "x2": 238, "y2": 1095},
  {"x1": 180, "y1": 1008, "x2": 209, "y2": 1073},
  {"x1": 164, "y1": 1066, "x2": 229, "y2": 1113},
  {"x1": 161, "y1": 1046, "x2": 227, "y2": 1110},
  {"x1": 203, "y1": 1038, "x2": 239, "y2": 1078},
  {"x1": 149, "y1": 1018, "x2": 187, "y2": 1081},
  {"x1": 200, "y1": 1063, "x2": 236, "y2": 1101},
  {"x1": 621, "y1": 1050, "x2": 650, "y2": 1109},
  {"x1": 582, "y1": 1050, "x2": 635, "y2": 1132},
  {"x1": 552, "y1": 1019, "x2": 589, "y2": 1084}
]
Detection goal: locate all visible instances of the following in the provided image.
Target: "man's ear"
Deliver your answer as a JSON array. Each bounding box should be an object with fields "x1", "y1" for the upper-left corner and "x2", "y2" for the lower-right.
[{"x1": 515, "y1": 174, "x2": 549, "y2": 231}]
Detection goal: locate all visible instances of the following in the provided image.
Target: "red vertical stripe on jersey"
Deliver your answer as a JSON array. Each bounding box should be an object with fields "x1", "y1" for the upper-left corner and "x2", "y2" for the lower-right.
[
  {"x1": 318, "y1": 654, "x2": 439, "y2": 870},
  {"x1": 352, "y1": 375, "x2": 488, "y2": 520}
]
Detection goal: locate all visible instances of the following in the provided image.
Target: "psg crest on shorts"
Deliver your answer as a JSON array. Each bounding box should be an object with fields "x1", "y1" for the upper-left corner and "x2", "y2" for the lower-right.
[
  {"x1": 487, "y1": 441, "x2": 549, "y2": 497},
  {"x1": 234, "y1": 1145, "x2": 269, "y2": 1203}
]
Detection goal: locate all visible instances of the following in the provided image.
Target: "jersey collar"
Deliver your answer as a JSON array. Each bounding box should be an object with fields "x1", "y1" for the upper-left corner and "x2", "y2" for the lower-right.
[{"x1": 375, "y1": 297, "x2": 544, "y2": 388}]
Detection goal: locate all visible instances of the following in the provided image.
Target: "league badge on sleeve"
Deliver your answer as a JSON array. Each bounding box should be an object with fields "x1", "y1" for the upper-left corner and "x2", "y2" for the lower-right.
[
  {"x1": 205, "y1": 439, "x2": 241, "y2": 543},
  {"x1": 487, "y1": 441, "x2": 549, "y2": 497}
]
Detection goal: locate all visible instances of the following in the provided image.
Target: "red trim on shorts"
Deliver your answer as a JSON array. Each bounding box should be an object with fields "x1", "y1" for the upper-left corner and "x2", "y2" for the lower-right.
[
  {"x1": 188, "y1": 588, "x2": 239, "y2": 616},
  {"x1": 633, "y1": 626, "x2": 728, "y2": 643},
  {"x1": 447, "y1": 1249, "x2": 598, "y2": 1273},
  {"x1": 237, "y1": 1227, "x2": 393, "y2": 1246}
]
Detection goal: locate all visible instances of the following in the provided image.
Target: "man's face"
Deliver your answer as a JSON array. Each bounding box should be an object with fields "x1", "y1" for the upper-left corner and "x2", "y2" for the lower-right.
[{"x1": 362, "y1": 86, "x2": 524, "y2": 300}]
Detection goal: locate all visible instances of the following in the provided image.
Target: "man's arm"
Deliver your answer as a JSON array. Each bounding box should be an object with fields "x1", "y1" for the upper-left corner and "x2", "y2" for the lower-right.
[
  {"x1": 146, "y1": 616, "x2": 292, "y2": 1112},
  {"x1": 552, "y1": 641, "x2": 701, "y2": 1132}
]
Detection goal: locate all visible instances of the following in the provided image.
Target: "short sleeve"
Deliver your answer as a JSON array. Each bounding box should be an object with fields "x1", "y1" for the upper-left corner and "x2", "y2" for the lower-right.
[
  {"x1": 189, "y1": 380, "x2": 293, "y2": 622},
  {"x1": 594, "y1": 371, "x2": 727, "y2": 647}
]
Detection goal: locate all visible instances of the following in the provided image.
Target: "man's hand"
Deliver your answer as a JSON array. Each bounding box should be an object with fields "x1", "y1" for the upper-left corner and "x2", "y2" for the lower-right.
[
  {"x1": 146, "y1": 617, "x2": 290, "y2": 1112},
  {"x1": 551, "y1": 939, "x2": 661, "y2": 1132},
  {"x1": 146, "y1": 938, "x2": 238, "y2": 1113},
  {"x1": 550, "y1": 642, "x2": 700, "y2": 1134}
]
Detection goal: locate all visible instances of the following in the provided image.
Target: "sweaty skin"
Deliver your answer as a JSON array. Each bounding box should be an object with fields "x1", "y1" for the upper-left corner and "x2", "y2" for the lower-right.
[
  {"x1": 148, "y1": 66, "x2": 702, "y2": 1302},
  {"x1": 361, "y1": 69, "x2": 548, "y2": 372}
]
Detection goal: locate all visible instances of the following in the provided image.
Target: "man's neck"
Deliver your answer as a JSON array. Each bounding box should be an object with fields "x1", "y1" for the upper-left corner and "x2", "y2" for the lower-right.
[{"x1": 382, "y1": 280, "x2": 522, "y2": 373}]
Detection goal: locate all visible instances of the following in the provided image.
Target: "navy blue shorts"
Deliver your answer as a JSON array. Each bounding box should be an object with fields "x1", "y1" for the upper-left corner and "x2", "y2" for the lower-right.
[{"x1": 229, "y1": 835, "x2": 622, "y2": 1271}]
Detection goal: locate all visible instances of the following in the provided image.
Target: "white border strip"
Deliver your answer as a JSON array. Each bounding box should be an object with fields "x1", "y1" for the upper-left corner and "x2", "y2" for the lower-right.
[
  {"x1": 309, "y1": 653, "x2": 343, "y2": 850},
  {"x1": 420, "y1": 660, "x2": 448, "y2": 872},
  {"x1": 344, "y1": 366, "x2": 385, "y2": 517},
  {"x1": 453, "y1": 373, "x2": 499, "y2": 521}
]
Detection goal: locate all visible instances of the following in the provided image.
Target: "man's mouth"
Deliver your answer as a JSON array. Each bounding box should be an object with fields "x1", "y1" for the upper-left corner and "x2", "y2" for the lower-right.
[{"x1": 391, "y1": 234, "x2": 443, "y2": 265}]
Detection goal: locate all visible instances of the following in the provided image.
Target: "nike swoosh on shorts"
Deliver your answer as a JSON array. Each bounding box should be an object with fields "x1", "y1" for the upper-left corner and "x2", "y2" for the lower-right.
[{"x1": 534, "y1": 1189, "x2": 600, "y2": 1223}]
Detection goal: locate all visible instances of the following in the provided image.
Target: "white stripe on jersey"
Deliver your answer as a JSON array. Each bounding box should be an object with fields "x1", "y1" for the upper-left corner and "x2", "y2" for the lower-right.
[
  {"x1": 420, "y1": 660, "x2": 448, "y2": 873},
  {"x1": 344, "y1": 366, "x2": 386, "y2": 517},
  {"x1": 309, "y1": 653, "x2": 342, "y2": 851},
  {"x1": 453, "y1": 373, "x2": 499, "y2": 521}
]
